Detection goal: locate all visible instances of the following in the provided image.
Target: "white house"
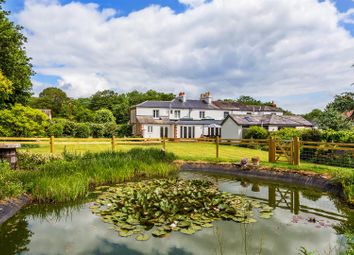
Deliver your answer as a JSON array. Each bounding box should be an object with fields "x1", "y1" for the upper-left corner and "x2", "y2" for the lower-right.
[
  {"x1": 130, "y1": 92, "x2": 283, "y2": 139},
  {"x1": 221, "y1": 114, "x2": 314, "y2": 139}
]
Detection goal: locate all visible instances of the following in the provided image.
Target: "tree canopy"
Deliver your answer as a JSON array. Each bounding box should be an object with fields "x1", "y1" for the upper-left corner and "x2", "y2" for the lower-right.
[{"x1": 0, "y1": 0, "x2": 33, "y2": 107}]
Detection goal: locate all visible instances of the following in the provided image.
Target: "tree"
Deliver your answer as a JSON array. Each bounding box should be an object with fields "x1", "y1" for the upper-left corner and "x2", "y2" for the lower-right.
[
  {"x1": 327, "y1": 92, "x2": 354, "y2": 119},
  {"x1": 0, "y1": 69, "x2": 13, "y2": 106},
  {"x1": 30, "y1": 87, "x2": 70, "y2": 117},
  {"x1": 303, "y1": 109, "x2": 322, "y2": 123},
  {"x1": 0, "y1": 104, "x2": 49, "y2": 137},
  {"x1": 0, "y1": 1, "x2": 33, "y2": 106},
  {"x1": 316, "y1": 107, "x2": 352, "y2": 131},
  {"x1": 93, "y1": 108, "x2": 116, "y2": 123}
]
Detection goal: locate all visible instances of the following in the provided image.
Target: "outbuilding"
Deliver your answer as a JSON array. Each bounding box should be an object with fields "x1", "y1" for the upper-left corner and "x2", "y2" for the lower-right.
[{"x1": 221, "y1": 114, "x2": 314, "y2": 139}]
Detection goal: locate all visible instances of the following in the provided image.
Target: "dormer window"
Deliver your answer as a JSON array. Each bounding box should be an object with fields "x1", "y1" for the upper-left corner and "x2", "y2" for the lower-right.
[
  {"x1": 199, "y1": 111, "x2": 205, "y2": 119},
  {"x1": 153, "y1": 110, "x2": 159, "y2": 118},
  {"x1": 224, "y1": 112, "x2": 229, "y2": 118}
]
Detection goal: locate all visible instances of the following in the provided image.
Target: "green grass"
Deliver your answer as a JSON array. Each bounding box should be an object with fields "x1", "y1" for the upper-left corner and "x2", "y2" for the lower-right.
[
  {"x1": 6, "y1": 148, "x2": 177, "y2": 202},
  {"x1": 15, "y1": 142, "x2": 354, "y2": 203}
]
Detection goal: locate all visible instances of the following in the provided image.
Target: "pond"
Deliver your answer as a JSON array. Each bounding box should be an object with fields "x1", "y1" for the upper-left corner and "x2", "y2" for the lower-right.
[{"x1": 0, "y1": 171, "x2": 353, "y2": 255}]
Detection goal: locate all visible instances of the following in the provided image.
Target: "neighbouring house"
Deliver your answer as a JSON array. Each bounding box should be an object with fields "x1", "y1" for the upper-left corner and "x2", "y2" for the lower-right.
[
  {"x1": 221, "y1": 114, "x2": 314, "y2": 139},
  {"x1": 39, "y1": 109, "x2": 52, "y2": 120},
  {"x1": 130, "y1": 92, "x2": 283, "y2": 139}
]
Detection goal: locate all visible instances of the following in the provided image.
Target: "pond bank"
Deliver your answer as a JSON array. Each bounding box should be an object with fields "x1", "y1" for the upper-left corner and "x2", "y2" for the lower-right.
[
  {"x1": 0, "y1": 194, "x2": 31, "y2": 225},
  {"x1": 178, "y1": 161, "x2": 350, "y2": 206}
]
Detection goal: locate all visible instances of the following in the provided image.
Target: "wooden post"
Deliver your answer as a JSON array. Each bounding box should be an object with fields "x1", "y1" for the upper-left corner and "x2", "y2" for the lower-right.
[
  {"x1": 50, "y1": 136, "x2": 54, "y2": 154},
  {"x1": 216, "y1": 136, "x2": 220, "y2": 160},
  {"x1": 162, "y1": 138, "x2": 166, "y2": 152},
  {"x1": 293, "y1": 136, "x2": 300, "y2": 166},
  {"x1": 268, "y1": 136, "x2": 276, "y2": 163},
  {"x1": 111, "y1": 136, "x2": 116, "y2": 151}
]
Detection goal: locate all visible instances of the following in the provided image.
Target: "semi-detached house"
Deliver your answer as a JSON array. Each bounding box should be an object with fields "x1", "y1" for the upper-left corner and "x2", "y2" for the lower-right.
[{"x1": 130, "y1": 92, "x2": 283, "y2": 139}]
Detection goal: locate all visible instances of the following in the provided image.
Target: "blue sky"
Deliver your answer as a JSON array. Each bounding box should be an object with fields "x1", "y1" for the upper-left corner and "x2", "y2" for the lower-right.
[{"x1": 3, "y1": 0, "x2": 354, "y2": 113}]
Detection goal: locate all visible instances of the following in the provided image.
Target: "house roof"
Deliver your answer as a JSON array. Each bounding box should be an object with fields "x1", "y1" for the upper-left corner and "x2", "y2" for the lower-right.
[
  {"x1": 223, "y1": 114, "x2": 313, "y2": 127},
  {"x1": 135, "y1": 98, "x2": 281, "y2": 112},
  {"x1": 212, "y1": 101, "x2": 282, "y2": 112},
  {"x1": 136, "y1": 116, "x2": 222, "y2": 125}
]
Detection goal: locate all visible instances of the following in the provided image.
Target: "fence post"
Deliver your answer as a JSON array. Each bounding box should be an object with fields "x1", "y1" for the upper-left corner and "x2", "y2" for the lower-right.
[
  {"x1": 293, "y1": 136, "x2": 300, "y2": 166},
  {"x1": 268, "y1": 136, "x2": 275, "y2": 163},
  {"x1": 216, "y1": 136, "x2": 220, "y2": 160},
  {"x1": 50, "y1": 136, "x2": 55, "y2": 154},
  {"x1": 111, "y1": 136, "x2": 116, "y2": 151}
]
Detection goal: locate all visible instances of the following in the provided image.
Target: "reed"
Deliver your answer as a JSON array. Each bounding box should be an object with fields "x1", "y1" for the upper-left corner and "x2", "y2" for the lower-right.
[{"x1": 11, "y1": 148, "x2": 177, "y2": 202}]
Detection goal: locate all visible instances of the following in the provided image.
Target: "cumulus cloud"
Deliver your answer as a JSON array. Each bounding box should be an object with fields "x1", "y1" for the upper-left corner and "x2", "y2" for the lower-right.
[
  {"x1": 16, "y1": 0, "x2": 354, "y2": 112},
  {"x1": 178, "y1": 0, "x2": 207, "y2": 8}
]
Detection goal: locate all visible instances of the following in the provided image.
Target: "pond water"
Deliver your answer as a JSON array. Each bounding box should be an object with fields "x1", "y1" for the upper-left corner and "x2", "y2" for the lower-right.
[{"x1": 0, "y1": 171, "x2": 353, "y2": 255}]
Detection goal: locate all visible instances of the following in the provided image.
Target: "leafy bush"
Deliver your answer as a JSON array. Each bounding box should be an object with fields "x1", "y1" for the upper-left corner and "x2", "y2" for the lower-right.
[
  {"x1": 272, "y1": 128, "x2": 302, "y2": 140},
  {"x1": 0, "y1": 161, "x2": 23, "y2": 199},
  {"x1": 90, "y1": 123, "x2": 105, "y2": 138},
  {"x1": 93, "y1": 108, "x2": 116, "y2": 123},
  {"x1": 17, "y1": 151, "x2": 63, "y2": 170},
  {"x1": 0, "y1": 104, "x2": 49, "y2": 137},
  {"x1": 73, "y1": 122, "x2": 90, "y2": 138},
  {"x1": 244, "y1": 126, "x2": 269, "y2": 139},
  {"x1": 103, "y1": 122, "x2": 118, "y2": 137},
  {"x1": 117, "y1": 124, "x2": 132, "y2": 137},
  {"x1": 47, "y1": 122, "x2": 64, "y2": 137}
]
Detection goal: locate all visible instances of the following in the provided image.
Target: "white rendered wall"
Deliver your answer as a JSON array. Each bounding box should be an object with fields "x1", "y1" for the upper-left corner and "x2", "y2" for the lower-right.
[
  {"x1": 221, "y1": 118, "x2": 243, "y2": 139},
  {"x1": 268, "y1": 126, "x2": 278, "y2": 132}
]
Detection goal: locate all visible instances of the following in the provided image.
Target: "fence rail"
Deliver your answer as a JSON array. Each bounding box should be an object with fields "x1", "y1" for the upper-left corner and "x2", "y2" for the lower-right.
[{"x1": 0, "y1": 136, "x2": 353, "y2": 168}]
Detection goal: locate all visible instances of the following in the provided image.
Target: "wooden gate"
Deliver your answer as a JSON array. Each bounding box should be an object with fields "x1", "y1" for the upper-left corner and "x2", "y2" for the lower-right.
[{"x1": 269, "y1": 137, "x2": 300, "y2": 165}]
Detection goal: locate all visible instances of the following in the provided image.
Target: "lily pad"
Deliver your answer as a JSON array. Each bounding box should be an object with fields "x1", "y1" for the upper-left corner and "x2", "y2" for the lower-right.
[{"x1": 136, "y1": 234, "x2": 150, "y2": 241}]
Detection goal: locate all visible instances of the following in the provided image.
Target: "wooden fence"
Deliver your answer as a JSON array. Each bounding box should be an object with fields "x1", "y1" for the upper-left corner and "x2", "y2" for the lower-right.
[{"x1": 0, "y1": 136, "x2": 353, "y2": 168}]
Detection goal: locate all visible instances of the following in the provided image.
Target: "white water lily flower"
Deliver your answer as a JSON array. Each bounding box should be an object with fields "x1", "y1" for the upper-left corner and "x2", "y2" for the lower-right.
[
  {"x1": 170, "y1": 223, "x2": 177, "y2": 228},
  {"x1": 107, "y1": 203, "x2": 112, "y2": 207}
]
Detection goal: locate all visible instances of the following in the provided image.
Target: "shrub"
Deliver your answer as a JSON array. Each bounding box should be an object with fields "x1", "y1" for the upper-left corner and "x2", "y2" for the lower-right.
[
  {"x1": 47, "y1": 122, "x2": 64, "y2": 137},
  {"x1": 93, "y1": 108, "x2": 116, "y2": 123},
  {"x1": 90, "y1": 123, "x2": 105, "y2": 138},
  {"x1": 103, "y1": 122, "x2": 118, "y2": 137},
  {"x1": 116, "y1": 124, "x2": 132, "y2": 137},
  {"x1": 272, "y1": 128, "x2": 302, "y2": 140},
  {"x1": 300, "y1": 129, "x2": 322, "y2": 141},
  {"x1": 73, "y1": 122, "x2": 90, "y2": 138},
  {"x1": 244, "y1": 126, "x2": 269, "y2": 139},
  {"x1": 63, "y1": 120, "x2": 76, "y2": 136},
  {"x1": 0, "y1": 104, "x2": 49, "y2": 137},
  {"x1": 17, "y1": 151, "x2": 63, "y2": 170}
]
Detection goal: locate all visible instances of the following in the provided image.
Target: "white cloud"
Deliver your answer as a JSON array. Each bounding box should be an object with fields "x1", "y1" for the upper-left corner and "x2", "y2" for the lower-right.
[
  {"x1": 179, "y1": 0, "x2": 207, "y2": 8},
  {"x1": 16, "y1": 0, "x2": 354, "y2": 113}
]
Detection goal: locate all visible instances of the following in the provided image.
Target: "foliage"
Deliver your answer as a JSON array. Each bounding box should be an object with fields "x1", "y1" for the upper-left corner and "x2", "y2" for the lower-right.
[
  {"x1": 93, "y1": 108, "x2": 116, "y2": 123},
  {"x1": 90, "y1": 123, "x2": 105, "y2": 138},
  {"x1": 272, "y1": 128, "x2": 302, "y2": 140},
  {"x1": 316, "y1": 107, "x2": 352, "y2": 131},
  {"x1": 244, "y1": 126, "x2": 269, "y2": 139},
  {"x1": 29, "y1": 87, "x2": 70, "y2": 117},
  {"x1": 12, "y1": 148, "x2": 177, "y2": 202},
  {"x1": 72, "y1": 122, "x2": 90, "y2": 138},
  {"x1": 0, "y1": 161, "x2": 23, "y2": 199},
  {"x1": 0, "y1": 104, "x2": 49, "y2": 137},
  {"x1": 117, "y1": 124, "x2": 132, "y2": 137},
  {"x1": 327, "y1": 92, "x2": 354, "y2": 119},
  {"x1": 0, "y1": 1, "x2": 33, "y2": 107},
  {"x1": 91, "y1": 179, "x2": 272, "y2": 240},
  {"x1": 17, "y1": 151, "x2": 63, "y2": 171},
  {"x1": 303, "y1": 109, "x2": 322, "y2": 123},
  {"x1": 47, "y1": 122, "x2": 64, "y2": 137},
  {"x1": 0, "y1": 69, "x2": 13, "y2": 105}
]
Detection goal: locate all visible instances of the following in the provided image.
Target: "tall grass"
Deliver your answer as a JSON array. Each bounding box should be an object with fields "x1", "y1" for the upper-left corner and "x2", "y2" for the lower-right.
[{"x1": 11, "y1": 148, "x2": 177, "y2": 202}]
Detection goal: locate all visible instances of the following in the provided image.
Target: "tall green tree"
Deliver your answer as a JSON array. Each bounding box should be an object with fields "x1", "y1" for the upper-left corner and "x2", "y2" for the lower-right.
[
  {"x1": 303, "y1": 109, "x2": 322, "y2": 123},
  {"x1": 0, "y1": 0, "x2": 33, "y2": 107},
  {"x1": 327, "y1": 92, "x2": 354, "y2": 119},
  {"x1": 29, "y1": 87, "x2": 70, "y2": 117},
  {"x1": 316, "y1": 107, "x2": 352, "y2": 131},
  {"x1": 0, "y1": 69, "x2": 13, "y2": 105}
]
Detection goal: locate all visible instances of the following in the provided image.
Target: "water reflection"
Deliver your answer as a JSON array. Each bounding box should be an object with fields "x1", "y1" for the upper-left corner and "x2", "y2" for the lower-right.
[{"x1": 0, "y1": 171, "x2": 352, "y2": 255}]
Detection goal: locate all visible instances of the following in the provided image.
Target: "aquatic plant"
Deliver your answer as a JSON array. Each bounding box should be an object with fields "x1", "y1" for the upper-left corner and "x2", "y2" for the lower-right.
[
  {"x1": 15, "y1": 148, "x2": 177, "y2": 202},
  {"x1": 90, "y1": 179, "x2": 273, "y2": 240}
]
